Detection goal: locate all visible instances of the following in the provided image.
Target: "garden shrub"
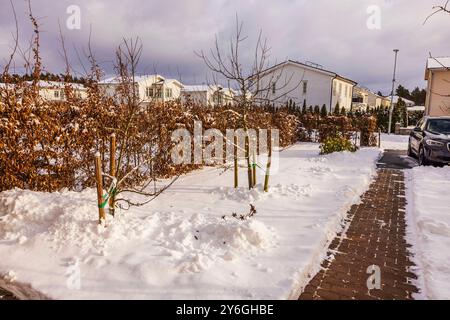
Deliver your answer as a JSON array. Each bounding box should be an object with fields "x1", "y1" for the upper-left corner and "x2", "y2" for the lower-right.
[{"x1": 320, "y1": 136, "x2": 358, "y2": 155}]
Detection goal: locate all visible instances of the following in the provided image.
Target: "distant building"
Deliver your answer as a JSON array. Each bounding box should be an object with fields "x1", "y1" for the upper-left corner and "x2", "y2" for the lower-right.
[
  {"x1": 424, "y1": 57, "x2": 450, "y2": 116},
  {"x1": 181, "y1": 85, "x2": 236, "y2": 107},
  {"x1": 21, "y1": 81, "x2": 87, "y2": 101},
  {"x1": 99, "y1": 75, "x2": 183, "y2": 104},
  {"x1": 391, "y1": 95, "x2": 415, "y2": 107},
  {"x1": 352, "y1": 87, "x2": 380, "y2": 110},
  {"x1": 254, "y1": 60, "x2": 357, "y2": 111}
]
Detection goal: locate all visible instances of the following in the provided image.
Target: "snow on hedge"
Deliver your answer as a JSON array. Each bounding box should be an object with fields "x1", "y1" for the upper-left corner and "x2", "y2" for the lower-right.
[
  {"x1": 0, "y1": 143, "x2": 381, "y2": 299},
  {"x1": 406, "y1": 166, "x2": 450, "y2": 300}
]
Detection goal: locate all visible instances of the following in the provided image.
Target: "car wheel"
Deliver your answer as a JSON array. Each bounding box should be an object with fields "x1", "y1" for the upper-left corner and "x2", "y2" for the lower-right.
[{"x1": 418, "y1": 146, "x2": 429, "y2": 166}]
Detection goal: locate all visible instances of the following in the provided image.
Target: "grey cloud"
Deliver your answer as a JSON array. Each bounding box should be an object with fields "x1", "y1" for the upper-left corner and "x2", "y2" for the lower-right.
[{"x1": 0, "y1": 0, "x2": 449, "y2": 92}]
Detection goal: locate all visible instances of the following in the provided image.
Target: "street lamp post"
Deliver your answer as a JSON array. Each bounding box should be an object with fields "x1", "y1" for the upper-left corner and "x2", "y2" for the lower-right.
[{"x1": 388, "y1": 49, "x2": 399, "y2": 134}]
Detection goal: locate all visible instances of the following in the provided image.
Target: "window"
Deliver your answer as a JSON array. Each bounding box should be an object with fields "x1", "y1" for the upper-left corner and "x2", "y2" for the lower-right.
[
  {"x1": 213, "y1": 91, "x2": 223, "y2": 105},
  {"x1": 165, "y1": 88, "x2": 173, "y2": 98},
  {"x1": 426, "y1": 119, "x2": 450, "y2": 134},
  {"x1": 145, "y1": 87, "x2": 153, "y2": 98},
  {"x1": 54, "y1": 90, "x2": 60, "y2": 99},
  {"x1": 333, "y1": 82, "x2": 337, "y2": 95},
  {"x1": 272, "y1": 83, "x2": 276, "y2": 94},
  {"x1": 338, "y1": 83, "x2": 342, "y2": 97},
  {"x1": 302, "y1": 81, "x2": 308, "y2": 95},
  {"x1": 345, "y1": 86, "x2": 348, "y2": 98}
]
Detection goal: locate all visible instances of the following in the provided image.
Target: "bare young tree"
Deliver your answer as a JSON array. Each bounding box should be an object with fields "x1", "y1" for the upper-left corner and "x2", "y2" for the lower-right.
[
  {"x1": 196, "y1": 16, "x2": 301, "y2": 190},
  {"x1": 108, "y1": 37, "x2": 180, "y2": 211}
]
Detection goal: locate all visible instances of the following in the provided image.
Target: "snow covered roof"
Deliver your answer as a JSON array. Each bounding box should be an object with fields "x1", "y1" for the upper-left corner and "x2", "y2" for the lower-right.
[
  {"x1": 260, "y1": 59, "x2": 357, "y2": 85},
  {"x1": 425, "y1": 57, "x2": 450, "y2": 79},
  {"x1": 392, "y1": 95, "x2": 415, "y2": 106},
  {"x1": 165, "y1": 79, "x2": 183, "y2": 87},
  {"x1": 100, "y1": 74, "x2": 166, "y2": 85},
  {"x1": 25, "y1": 80, "x2": 85, "y2": 90},
  {"x1": 427, "y1": 57, "x2": 450, "y2": 69},
  {"x1": 182, "y1": 85, "x2": 218, "y2": 92}
]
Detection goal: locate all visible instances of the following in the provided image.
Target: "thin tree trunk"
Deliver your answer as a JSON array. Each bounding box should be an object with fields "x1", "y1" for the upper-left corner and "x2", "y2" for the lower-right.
[
  {"x1": 109, "y1": 133, "x2": 116, "y2": 217},
  {"x1": 234, "y1": 136, "x2": 238, "y2": 188},
  {"x1": 264, "y1": 130, "x2": 272, "y2": 193}
]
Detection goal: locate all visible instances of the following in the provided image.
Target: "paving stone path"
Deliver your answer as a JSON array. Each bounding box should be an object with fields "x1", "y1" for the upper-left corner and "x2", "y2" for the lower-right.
[{"x1": 299, "y1": 164, "x2": 419, "y2": 300}]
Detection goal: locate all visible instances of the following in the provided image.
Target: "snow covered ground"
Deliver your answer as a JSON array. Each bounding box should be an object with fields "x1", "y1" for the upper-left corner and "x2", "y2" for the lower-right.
[
  {"x1": 380, "y1": 133, "x2": 409, "y2": 150},
  {"x1": 0, "y1": 143, "x2": 382, "y2": 300},
  {"x1": 379, "y1": 134, "x2": 450, "y2": 299},
  {"x1": 406, "y1": 166, "x2": 450, "y2": 300}
]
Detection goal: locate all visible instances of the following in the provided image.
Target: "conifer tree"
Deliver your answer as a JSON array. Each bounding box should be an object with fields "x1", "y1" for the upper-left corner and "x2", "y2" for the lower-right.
[
  {"x1": 314, "y1": 105, "x2": 320, "y2": 114},
  {"x1": 320, "y1": 104, "x2": 328, "y2": 117},
  {"x1": 334, "y1": 102, "x2": 340, "y2": 115}
]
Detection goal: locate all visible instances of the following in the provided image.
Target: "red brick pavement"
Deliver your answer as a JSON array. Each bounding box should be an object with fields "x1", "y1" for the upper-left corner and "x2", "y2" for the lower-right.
[{"x1": 299, "y1": 169, "x2": 419, "y2": 300}]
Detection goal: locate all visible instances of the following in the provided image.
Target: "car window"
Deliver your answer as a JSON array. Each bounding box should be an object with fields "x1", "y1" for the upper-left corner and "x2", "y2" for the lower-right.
[{"x1": 426, "y1": 119, "x2": 450, "y2": 134}]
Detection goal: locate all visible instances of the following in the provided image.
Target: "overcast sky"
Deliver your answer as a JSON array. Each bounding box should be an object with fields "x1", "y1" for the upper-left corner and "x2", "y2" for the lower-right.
[{"x1": 1, "y1": 0, "x2": 449, "y2": 94}]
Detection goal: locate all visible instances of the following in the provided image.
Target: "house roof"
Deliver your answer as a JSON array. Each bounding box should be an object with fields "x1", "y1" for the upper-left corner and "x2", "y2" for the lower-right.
[
  {"x1": 425, "y1": 57, "x2": 450, "y2": 80},
  {"x1": 25, "y1": 80, "x2": 85, "y2": 90},
  {"x1": 392, "y1": 95, "x2": 415, "y2": 105},
  {"x1": 260, "y1": 59, "x2": 357, "y2": 85},
  {"x1": 165, "y1": 79, "x2": 183, "y2": 87},
  {"x1": 182, "y1": 85, "x2": 212, "y2": 92},
  {"x1": 100, "y1": 74, "x2": 166, "y2": 85}
]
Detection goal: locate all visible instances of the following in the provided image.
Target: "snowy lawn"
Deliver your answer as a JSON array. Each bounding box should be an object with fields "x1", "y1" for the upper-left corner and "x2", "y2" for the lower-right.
[
  {"x1": 406, "y1": 166, "x2": 450, "y2": 300},
  {"x1": 0, "y1": 143, "x2": 381, "y2": 300}
]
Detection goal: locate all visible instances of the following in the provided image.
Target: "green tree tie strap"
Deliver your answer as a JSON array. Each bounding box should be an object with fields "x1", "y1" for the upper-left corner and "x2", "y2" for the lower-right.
[{"x1": 98, "y1": 187, "x2": 117, "y2": 209}]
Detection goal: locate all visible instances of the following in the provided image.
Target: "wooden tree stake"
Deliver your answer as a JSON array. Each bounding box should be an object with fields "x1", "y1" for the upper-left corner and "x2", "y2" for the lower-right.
[
  {"x1": 245, "y1": 134, "x2": 253, "y2": 189},
  {"x1": 264, "y1": 131, "x2": 272, "y2": 193},
  {"x1": 94, "y1": 152, "x2": 106, "y2": 224}
]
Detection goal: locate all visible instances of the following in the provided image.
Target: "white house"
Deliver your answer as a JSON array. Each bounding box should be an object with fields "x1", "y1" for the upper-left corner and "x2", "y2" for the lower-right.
[
  {"x1": 99, "y1": 75, "x2": 183, "y2": 104},
  {"x1": 181, "y1": 85, "x2": 236, "y2": 107},
  {"x1": 25, "y1": 81, "x2": 87, "y2": 101},
  {"x1": 352, "y1": 87, "x2": 385, "y2": 110},
  {"x1": 255, "y1": 60, "x2": 357, "y2": 111},
  {"x1": 424, "y1": 57, "x2": 450, "y2": 116}
]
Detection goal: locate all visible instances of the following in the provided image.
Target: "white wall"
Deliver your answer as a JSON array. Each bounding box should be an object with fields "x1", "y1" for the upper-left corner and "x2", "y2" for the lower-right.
[
  {"x1": 425, "y1": 69, "x2": 450, "y2": 116},
  {"x1": 257, "y1": 63, "x2": 335, "y2": 109},
  {"x1": 39, "y1": 87, "x2": 87, "y2": 101},
  {"x1": 331, "y1": 78, "x2": 354, "y2": 111},
  {"x1": 181, "y1": 90, "x2": 208, "y2": 105}
]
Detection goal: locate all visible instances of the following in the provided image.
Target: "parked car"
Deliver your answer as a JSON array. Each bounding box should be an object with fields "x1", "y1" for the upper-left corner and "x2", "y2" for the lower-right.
[{"x1": 408, "y1": 116, "x2": 450, "y2": 166}]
